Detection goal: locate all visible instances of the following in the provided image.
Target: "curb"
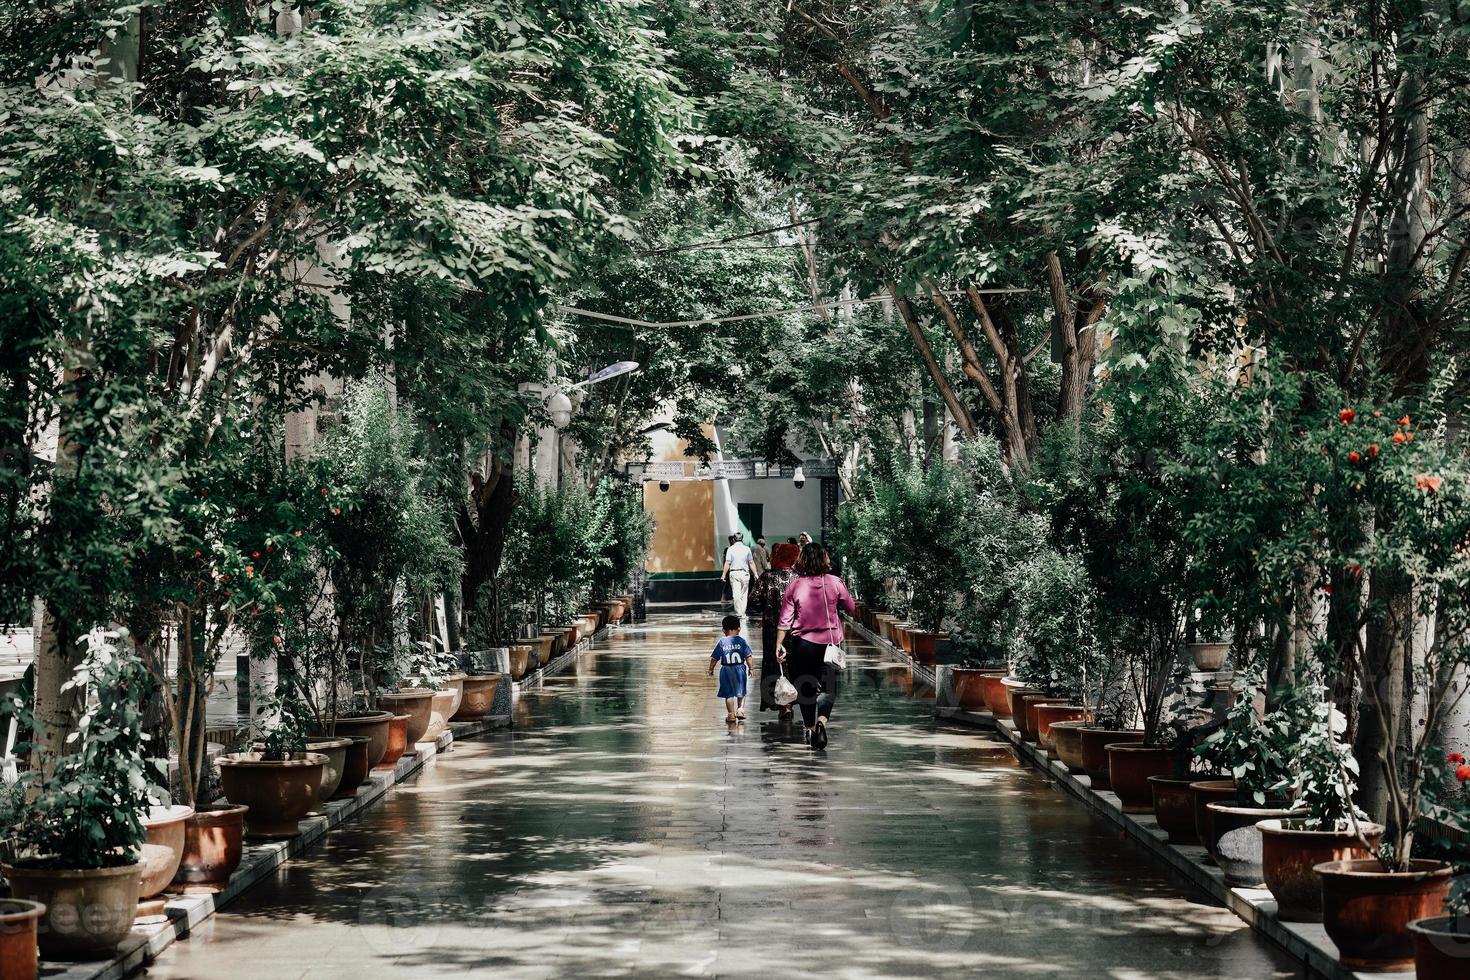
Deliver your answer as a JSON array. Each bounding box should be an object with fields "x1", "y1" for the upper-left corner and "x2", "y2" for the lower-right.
[
  {"x1": 48, "y1": 623, "x2": 615, "y2": 980},
  {"x1": 842, "y1": 615, "x2": 936, "y2": 689}
]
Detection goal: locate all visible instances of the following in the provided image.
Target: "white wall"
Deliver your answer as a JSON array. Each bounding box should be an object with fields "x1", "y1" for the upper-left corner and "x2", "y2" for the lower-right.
[{"x1": 724, "y1": 476, "x2": 824, "y2": 549}]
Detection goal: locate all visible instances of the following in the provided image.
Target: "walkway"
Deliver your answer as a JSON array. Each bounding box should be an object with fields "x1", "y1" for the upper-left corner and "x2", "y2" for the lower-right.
[{"x1": 146, "y1": 613, "x2": 1296, "y2": 979}]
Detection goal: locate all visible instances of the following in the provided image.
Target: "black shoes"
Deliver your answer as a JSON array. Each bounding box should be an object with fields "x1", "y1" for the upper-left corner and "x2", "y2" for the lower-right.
[{"x1": 811, "y1": 721, "x2": 829, "y2": 750}]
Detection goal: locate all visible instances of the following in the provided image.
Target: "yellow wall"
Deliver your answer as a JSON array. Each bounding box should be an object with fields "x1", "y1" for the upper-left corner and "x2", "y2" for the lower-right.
[{"x1": 644, "y1": 479, "x2": 714, "y2": 573}]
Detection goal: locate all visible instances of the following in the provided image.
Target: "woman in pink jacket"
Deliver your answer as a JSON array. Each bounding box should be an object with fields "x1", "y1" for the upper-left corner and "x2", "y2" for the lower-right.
[{"x1": 775, "y1": 542, "x2": 855, "y2": 749}]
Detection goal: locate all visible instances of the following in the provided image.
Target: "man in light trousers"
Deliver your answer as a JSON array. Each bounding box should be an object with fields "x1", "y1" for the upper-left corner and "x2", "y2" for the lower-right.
[{"x1": 721, "y1": 532, "x2": 756, "y2": 619}]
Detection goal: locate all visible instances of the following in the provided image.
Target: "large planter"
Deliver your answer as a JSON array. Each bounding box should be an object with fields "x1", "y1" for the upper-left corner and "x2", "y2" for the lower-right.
[
  {"x1": 0, "y1": 898, "x2": 46, "y2": 978},
  {"x1": 171, "y1": 804, "x2": 248, "y2": 892},
  {"x1": 1189, "y1": 779, "x2": 1236, "y2": 851},
  {"x1": 1078, "y1": 727, "x2": 1143, "y2": 790},
  {"x1": 510, "y1": 644, "x2": 533, "y2": 679},
  {"x1": 376, "y1": 714, "x2": 410, "y2": 770},
  {"x1": 1257, "y1": 818, "x2": 1382, "y2": 922},
  {"x1": 909, "y1": 630, "x2": 945, "y2": 666},
  {"x1": 3, "y1": 860, "x2": 143, "y2": 959},
  {"x1": 875, "y1": 614, "x2": 897, "y2": 642},
  {"x1": 1206, "y1": 801, "x2": 1302, "y2": 886},
  {"x1": 138, "y1": 804, "x2": 194, "y2": 910},
  {"x1": 1105, "y1": 744, "x2": 1182, "y2": 812},
  {"x1": 423, "y1": 689, "x2": 457, "y2": 742},
  {"x1": 217, "y1": 752, "x2": 327, "y2": 839},
  {"x1": 1186, "y1": 641, "x2": 1230, "y2": 672},
  {"x1": 304, "y1": 737, "x2": 351, "y2": 806},
  {"x1": 1316, "y1": 858, "x2": 1454, "y2": 972},
  {"x1": 320, "y1": 710, "x2": 393, "y2": 768},
  {"x1": 562, "y1": 624, "x2": 580, "y2": 650},
  {"x1": 978, "y1": 673, "x2": 1013, "y2": 717},
  {"x1": 1035, "y1": 703, "x2": 1087, "y2": 749},
  {"x1": 1408, "y1": 916, "x2": 1470, "y2": 979},
  {"x1": 1048, "y1": 720, "x2": 1088, "y2": 771},
  {"x1": 376, "y1": 688, "x2": 433, "y2": 745},
  {"x1": 332, "y1": 736, "x2": 372, "y2": 799},
  {"x1": 1147, "y1": 776, "x2": 1199, "y2": 843},
  {"x1": 1013, "y1": 692, "x2": 1049, "y2": 741},
  {"x1": 895, "y1": 625, "x2": 914, "y2": 654},
  {"x1": 443, "y1": 674, "x2": 466, "y2": 719},
  {"x1": 950, "y1": 668, "x2": 1002, "y2": 710},
  {"x1": 453, "y1": 676, "x2": 501, "y2": 720}
]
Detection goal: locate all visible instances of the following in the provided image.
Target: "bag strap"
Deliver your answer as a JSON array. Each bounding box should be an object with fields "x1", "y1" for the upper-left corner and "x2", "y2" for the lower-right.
[{"x1": 820, "y1": 575, "x2": 845, "y2": 649}]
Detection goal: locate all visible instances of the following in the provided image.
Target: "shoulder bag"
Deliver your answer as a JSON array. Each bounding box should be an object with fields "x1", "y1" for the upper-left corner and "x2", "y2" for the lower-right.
[{"x1": 819, "y1": 575, "x2": 848, "y2": 671}]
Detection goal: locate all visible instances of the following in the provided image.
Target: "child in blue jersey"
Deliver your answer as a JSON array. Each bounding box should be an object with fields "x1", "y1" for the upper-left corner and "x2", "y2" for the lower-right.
[{"x1": 707, "y1": 614, "x2": 754, "y2": 722}]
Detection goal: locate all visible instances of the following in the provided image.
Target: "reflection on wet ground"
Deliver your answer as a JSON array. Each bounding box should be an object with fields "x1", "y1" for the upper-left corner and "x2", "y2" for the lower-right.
[{"x1": 146, "y1": 613, "x2": 1296, "y2": 979}]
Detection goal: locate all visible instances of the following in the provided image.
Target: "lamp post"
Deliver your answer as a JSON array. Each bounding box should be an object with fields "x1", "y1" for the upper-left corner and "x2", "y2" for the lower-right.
[{"x1": 531, "y1": 362, "x2": 641, "y2": 487}]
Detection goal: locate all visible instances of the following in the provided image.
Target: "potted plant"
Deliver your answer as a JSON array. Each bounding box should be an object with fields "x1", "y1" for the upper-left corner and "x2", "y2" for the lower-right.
[
  {"x1": 217, "y1": 698, "x2": 326, "y2": 840},
  {"x1": 1410, "y1": 874, "x2": 1470, "y2": 979},
  {"x1": 3, "y1": 629, "x2": 164, "y2": 959}
]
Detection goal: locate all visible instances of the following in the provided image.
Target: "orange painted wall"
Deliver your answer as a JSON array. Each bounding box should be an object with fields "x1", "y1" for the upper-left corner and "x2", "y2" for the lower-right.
[{"x1": 644, "y1": 479, "x2": 715, "y2": 573}]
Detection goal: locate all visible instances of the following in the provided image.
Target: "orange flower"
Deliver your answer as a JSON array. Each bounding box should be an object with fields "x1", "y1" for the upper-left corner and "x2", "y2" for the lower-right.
[
  {"x1": 245, "y1": 565, "x2": 255, "y2": 578},
  {"x1": 1399, "y1": 415, "x2": 1412, "y2": 426},
  {"x1": 273, "y1": 635, "x2": 283, "y2": 647},
  {"x1": 1338, "y1": 408, "x2": 1356, "y2": 424},
  {"x1": 1393, "y1": 431, "x2": 1408, "y2": 445},
  {"x1": 1416, "y1": 474, "x2": 1443, "y2": 493},
  {"x1": 1367, "y1": 444, "x2": 1380, "y2": 457},
  {"x1": 293, "y1": 530, "x2": 302, "y2": 538},
  {"x1": 1347, "y1": 451, "x2": 1361, "y2": 463},
  {"x1": 1457, "y1": 764, "x2": 1470, "y2": 783}
]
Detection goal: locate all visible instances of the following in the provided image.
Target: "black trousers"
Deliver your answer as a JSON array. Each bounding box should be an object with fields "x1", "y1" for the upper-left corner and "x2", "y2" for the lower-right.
[{"x1": 782, "y1": 634, "x2": 838, "y2": 728}]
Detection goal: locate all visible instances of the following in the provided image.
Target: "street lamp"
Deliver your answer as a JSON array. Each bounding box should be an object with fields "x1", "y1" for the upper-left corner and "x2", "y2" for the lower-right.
[
  {"x1": 570, "y1": 360, "x2": 640, "y2": 390},
  {"x1": 546, "y1": 391, "x2": 573, "y2": 429},
  {"x1": 792, "y1": 464, "x2": 806, "y2": 489},
  {"x1": 544, "y1": 361, "x2": 640, "y2": 429}
]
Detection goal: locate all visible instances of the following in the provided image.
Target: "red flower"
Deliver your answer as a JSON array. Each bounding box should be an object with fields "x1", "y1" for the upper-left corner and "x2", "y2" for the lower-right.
[
  {"x1": 1322, "y1": 584, "x2": 1333, "y2": 595},
  {"x1": 273, "y1": 635, "x2": 283, "y2": 647},
  {"x1": 192, "y1": 549, "x2": 202, "y2": 558},
  {"x1": 1373, "y1": 411, "x2": 1382, "y2": 418},
  {"x1": 1448, "y1": 752, "x2": 1464, "y2": 764},
  {"x1": 1338, "y1": 408, "x2": 1356, "y2": 424},
  {"x1": 320, "y1": 488, "x2": 328, "y2": 496},
  {"x1": 1416, "y1": 474, "x2": 1443, "y2": 493},
  {"x1": 1393, "y1": 431, "x2": 1408, "y2": 445},
  {"x1": 332, "y1": 507, "x2": 341, "y2": 515},
  {"x1": 1457, "y1": 764, "x2": 1470, "y2": 783},
  {"x1": 251, "y1": 551, "x2": 260, "y2": 559},
  {"x1": 1399, "y1": 415, "x2": 1412, "y2": 426},
  {"x1": 1347, "y1": 451, "x2": 1361, "y2": 463},
  {"x1": 1367, "y1": 444, "x2": 1380, "y2": 458},
  {"x1": 267, "y1": 545, "x2": 274, "y2": 553},
  {"x1": 293, "y1": 530, "x2": 302, "y2": 538}
]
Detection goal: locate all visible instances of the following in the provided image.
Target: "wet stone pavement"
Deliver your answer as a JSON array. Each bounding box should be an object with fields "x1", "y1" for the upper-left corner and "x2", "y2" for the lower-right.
[{"x1": 144, "y1": 613, "x2": 1297, "y2": 979}]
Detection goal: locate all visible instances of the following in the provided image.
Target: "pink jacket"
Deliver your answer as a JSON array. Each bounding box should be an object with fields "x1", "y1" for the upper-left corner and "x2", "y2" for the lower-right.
[{"x1": 778, "y1": 574, "x2": 855, "y2": 645}]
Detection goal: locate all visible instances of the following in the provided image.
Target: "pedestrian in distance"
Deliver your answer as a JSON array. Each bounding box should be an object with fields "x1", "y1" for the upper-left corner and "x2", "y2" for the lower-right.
[{"x1": 708, "y1": 614, "x2": 753, "y2": 723}]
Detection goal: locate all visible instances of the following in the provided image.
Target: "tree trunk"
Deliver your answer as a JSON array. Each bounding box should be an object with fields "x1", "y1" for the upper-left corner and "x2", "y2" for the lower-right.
[{"x1": 1354, "y1": 567, "x2": 1411, "y2": 828}]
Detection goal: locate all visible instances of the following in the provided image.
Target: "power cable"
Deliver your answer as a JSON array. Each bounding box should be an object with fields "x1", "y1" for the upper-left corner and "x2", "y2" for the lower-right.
[{"x1": 633, "y1": 218, "x2": 821, "y2": 257}]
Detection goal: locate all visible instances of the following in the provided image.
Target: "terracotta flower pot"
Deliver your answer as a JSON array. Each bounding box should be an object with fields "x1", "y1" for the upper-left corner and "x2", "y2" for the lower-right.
[
  {"x1": 171, "y1": 803, "x2": 248, "y2": 892},
  {"x1": 1187, "y1": 641, "x2": 1230, "y2": 672},
  {"x1": 376, "y1": 714, "x2": 410, "y2": 770},
  {"x1": 510, "y1": 645, "x2": 532, "y2": 679},
  {"x1": 875, "y1": 615, "x2": 896, "y2": 641},
  {"x1": 0, "y1": 898, "x2": 45, "y2": 978},
  {"x1": 332, "y1": 736, "x2": 372, "y2": 799},
  {"x1": 909, "y1": 630, "x2": 945, "y2": 666},
  {"x1": 423, "y1": 689, "x2": 457, "y2": 742},
  {"x1": 896, "y1": 626, "x2": 914, "y2": 654},
  {"x1": 132, "y1": 842, "x2": 178, "y2": 921},
  {"x1": 1189, "y1": 779, "x2": 1236, "y2": 851},
  {"x1": 1316, "y1": 858, "x2": 1454, "y2": 972},
  {"x1": 1257, "y1": 818, "x2": 1383, "y2": 922},
  {"x1": 1408, "y1": 916, "x2": 1470, "y2": 979},
  {"x1": 1105, "y1": 744, "x2": 1182, "y2": 812},
  {"x1": 376, "y1": 688, "x2": 433, "y2": 745},
  {"x1": 1206, "y1": 802, "x2": 1303, "y2": 886},
  {"x1": 978, "y1": 673, "x2": 1012, "y2": 717},
  {"x1": 443, "y1": 675, "x2": 466, "y2": 719},
  {"x1": 1048, "y1": 720, "x2": 1088, "y2": 771},
  {"x1": 563, "y1": 624, "x2": 580, "y2": 650},
  {"x1": 1035, "y1": 703, "x2": 1087, "y2": 749},
  {"x1": 608, "y1": 600, "x2": 626, "y2": 623},
  {"x1": 303, "y1": 737, "x2": 351, "y2": 806},
  {"x1": 1016, "y1": 694, "x2": 1057, "y2": 742},
  {"x1": 322, "y1": 711, "x2": 394, "y2": 768},
  {"x1": 1078, "y1": 727, "x2": 1142, "y2": 790},
  {"x1": 218, "y1": 752, "x2": 326, "y2": 839},
  {"x1": 950, "y1": 668, "x2": 1003, "y2": 711},
  {"x1": 138, "y1": 804, "x2": 194, "y2": 904},
  {"x1": 453, "y1": 676, "x2": 501, "y2": 720},
  {"x1": 1147, "y1": 776, "x2": 1199, "y2": 843},
  {"x1": 3, "y1": 860, "x2": 143, "y2": 959},
  {"x1": 540, "y1": 634, "x2": 560, "y2": 666}
]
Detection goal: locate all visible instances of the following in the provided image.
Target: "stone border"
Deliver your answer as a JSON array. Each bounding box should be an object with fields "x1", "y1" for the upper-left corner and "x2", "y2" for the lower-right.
[
  {"x1": 938, "y1": 705, "x2": 1391, "y2": 980},
  {"x1": 842, "y1": 614, "x2": 936, "y2": 689},
  {"x1": 49, "y1": 623, "x2": 614, "y2": 980}
]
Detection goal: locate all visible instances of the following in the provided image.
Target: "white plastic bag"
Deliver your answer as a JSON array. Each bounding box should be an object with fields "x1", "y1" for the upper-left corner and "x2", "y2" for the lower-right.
[{"x1": 773, "y1": 666, "x2": 799, "y2": 706}]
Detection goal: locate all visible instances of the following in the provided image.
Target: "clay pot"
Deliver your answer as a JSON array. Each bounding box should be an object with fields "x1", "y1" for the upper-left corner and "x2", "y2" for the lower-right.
[
  {"x1": 541, "y1": 634, "x2": 560, "y2": 666},
  {"x1": 3, "y1": 860, "x2": 143, "y2": 959},
  {"x1": 376, "y1": 688, "x2": 433, "y2": 745},
  {"x1": 1316, "y1": 858, "x2": 1453, "y2": 972},
  {"x1": 1002, "y1": 680, "x2": 1039, "y2": 724},
  {"x1": 453, "y1": 676, "x2": 501, "y2": 720},
  {"x1": 1207, "y1": 802, "x2": 1304, "y2": 886},
  {"x1": 909, "y1": 630, "x2": 945, "y2": 666},
  {"x1": 1105, "y1": 744, "x2": 1182, "y2": 812},
  {"x1": 1035, "y1": 703, "x2": 1087, "y2": 749},
  {"x1": 607, "y1": 600, "x2": 626, "y2": 623},
  {"x1": 1078, "y1": 728, "x2": 1143, "y2": 789},
  {"x1": 510, "y1": 645, "x2": 532, "y2": 680},
  {"x1": 376, "y1": 714, "x2": 410, "y2": 770},
  {"x1": 304, "y1": 737, "x2": 351, "y2": 806},
  {"x1": 1189, "y1": 779, "x2": 1237, "y2": 850},
  {"x1": 423, "y1": 689, "x2": 457, "y2": 742},
  {"x1": 322, "y1": 711, "x2": 393, "y2": 768},
  {"x1": 1187, "y1": 641, "x2": 1230, "y2": 672},
  {"x1": 1147, "y1": 776, "x2": 1199, "y2": 843},
  {"x1": 217, "y1": 751, "x2": 327, "y2": 839},
  {"x1": 332, "y1": 736, "x2": 372, "y2": 799},
  {"x1": 171, "y1": 803, "x2": 248, "y2": 892},
  {"x1": 132, "y1": 842, "x2": 178, "y2": 921},
  {"x1": 138, "y1": 804, "x2": 194, "y2": 903},
  {"x1": 978, "y1": 673, "x2": 1012, "y2": 717},
  {"x1": 1016, "y1": 694, "x2": 1057, "y2": 742},
  {"x1": 1258, "y1": 818, "x2": 1382, "y2": 922},
  {"x1": 563, "y1": 624, "x2": 580, "y2": 650},
  {"x1": 1048, "y1": 720, "x2": 1088, "y2": 771},
  {"x1": 875, "y1": 614, "x2": 896, "y2": 641},
  {"x1": 1408, "y1": 916, "x2": 1470, "y2": 979},
  {"x1": 443, "y1": 674, "x2": 466, "y2": 718},
  {"x1": 0, "y1": 898, "x2": 45, "y2": 978},
  {"x1": 896, "y1": 626, "x2": 914, "y2": 654},
  {"x1": 949, "y1": 668, "x2": 1001, "y2": 710}
]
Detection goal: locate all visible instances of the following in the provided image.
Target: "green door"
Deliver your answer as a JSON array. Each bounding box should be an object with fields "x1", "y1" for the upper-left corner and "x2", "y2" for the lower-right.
[{"x1": 736, "y1": 502, "x2": 763, "y2": 544}]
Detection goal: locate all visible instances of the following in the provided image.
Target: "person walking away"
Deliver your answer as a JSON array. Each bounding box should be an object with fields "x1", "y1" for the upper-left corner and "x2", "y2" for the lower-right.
[
  {"x1": 753, "y1": 542, "x2": 800, "y2": 718},
  {"x1": 752, "y1": 536, "x2": 770, "y2": 578},
  {"x1": 776, "y1": 543, "x2": 854, "y2": 749},
  {"x1": 721, "y1": 532, "x2": 755, "y2": 618},
  {"x1": 708, "y1": 615, "x2": 753, "y2": 723}
]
